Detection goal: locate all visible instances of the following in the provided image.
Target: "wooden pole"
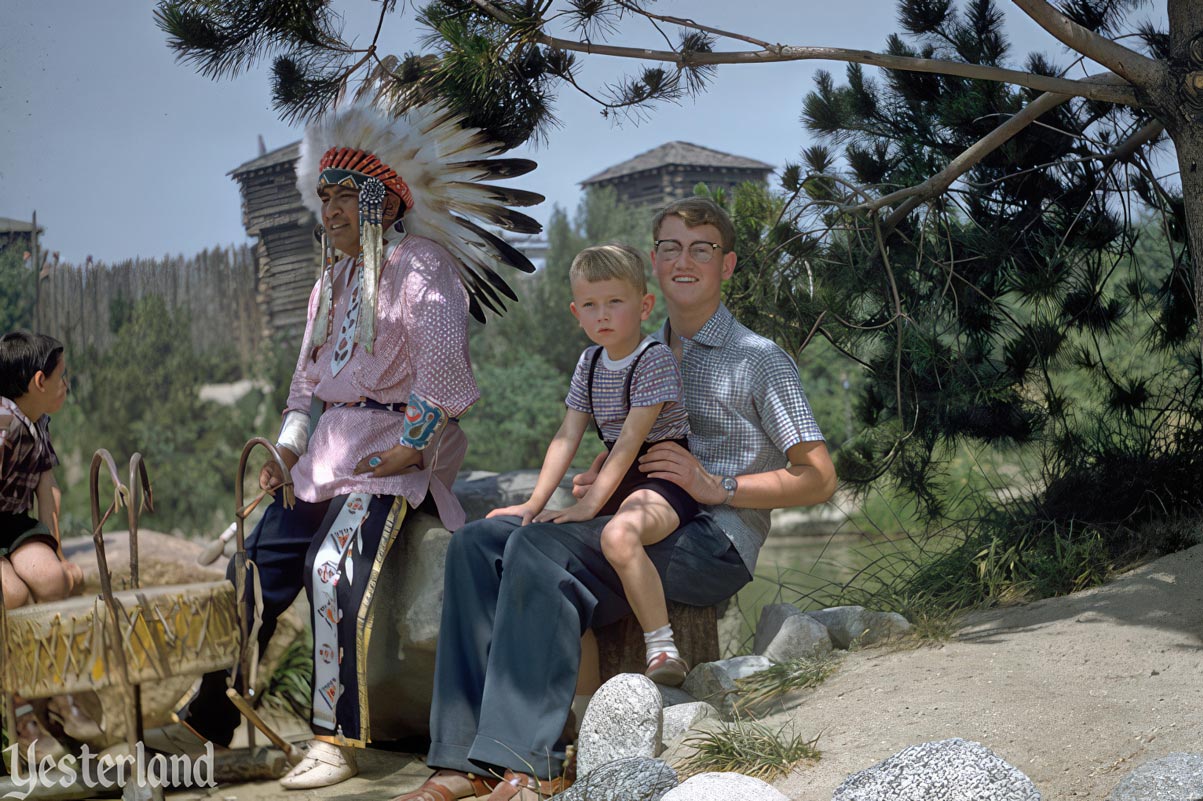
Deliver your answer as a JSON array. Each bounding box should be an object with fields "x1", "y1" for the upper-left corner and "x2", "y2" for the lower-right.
[{"x1": 31, "y1": 211, "x2": 40, "y2": 331}]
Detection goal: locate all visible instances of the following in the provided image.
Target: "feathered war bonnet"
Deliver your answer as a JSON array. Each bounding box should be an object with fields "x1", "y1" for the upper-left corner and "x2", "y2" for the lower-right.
[{"x1": 295, "y1": 98, "x2": 543, "y2": 353}]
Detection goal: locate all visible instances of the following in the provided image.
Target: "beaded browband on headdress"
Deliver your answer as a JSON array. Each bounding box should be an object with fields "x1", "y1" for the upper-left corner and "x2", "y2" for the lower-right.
[{"x1": 317, "y1": 147, "x2": 414, "y2": 212}]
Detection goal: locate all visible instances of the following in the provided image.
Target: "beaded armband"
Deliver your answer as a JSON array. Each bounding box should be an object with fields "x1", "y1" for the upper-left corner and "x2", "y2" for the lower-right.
[{"x1": 400, "y1": 392, "x2": 447, "y2": 450}]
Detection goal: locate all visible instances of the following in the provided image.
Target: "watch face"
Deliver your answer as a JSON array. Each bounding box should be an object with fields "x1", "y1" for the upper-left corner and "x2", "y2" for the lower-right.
[{"x1": 722, "y1": 477, "x2": 737, "y2": 492}]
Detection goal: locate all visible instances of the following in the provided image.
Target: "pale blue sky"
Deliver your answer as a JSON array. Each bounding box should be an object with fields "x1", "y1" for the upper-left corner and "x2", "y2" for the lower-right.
[{"x1": 0, "y1": 2, "x2": 1147, "y2": 264}]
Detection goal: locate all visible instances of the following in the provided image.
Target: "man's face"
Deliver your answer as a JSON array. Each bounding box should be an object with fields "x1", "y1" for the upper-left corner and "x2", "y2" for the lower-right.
[
  {"x1": 319, "y1": 185, "x2": 361, "y2": 256},
  {"x1": 650, "y1": 216, "x2": 736, "y2": 312}
]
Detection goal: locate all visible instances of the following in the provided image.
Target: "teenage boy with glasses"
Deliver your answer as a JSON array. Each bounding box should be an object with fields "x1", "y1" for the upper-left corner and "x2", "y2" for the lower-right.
[{"x1": 397, "y1": 196, "x2": 836, "y2": 801}]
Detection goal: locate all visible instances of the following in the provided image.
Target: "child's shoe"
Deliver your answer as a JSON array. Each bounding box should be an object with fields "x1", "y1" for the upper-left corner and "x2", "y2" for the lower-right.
[
  {"x1": 644, "y1": 652, "x2": 689, "y2": 687},
  {"x1": 14, "y1": 704, "x2": 67, "y2": 765},
  {"x1": 47, "y1": 693, "x2": 103, "y2": 744}
]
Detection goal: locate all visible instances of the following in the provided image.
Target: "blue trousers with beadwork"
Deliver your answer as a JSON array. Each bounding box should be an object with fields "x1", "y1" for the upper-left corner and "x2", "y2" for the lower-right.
[
  {"x1": 425, "y1": 511, "x2": 751, "y2": 779},
  {"x1": 179, "y1": 493, "x2": 400, "y2": 744}
]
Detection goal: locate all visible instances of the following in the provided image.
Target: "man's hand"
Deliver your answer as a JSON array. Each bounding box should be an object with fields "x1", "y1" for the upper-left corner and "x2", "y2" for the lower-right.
[
  {"x1": 486, "y1": 502, "x2": 542, "y2": 526},
  {"x1": 638, "y1": 441, "x2": 726, "y2": 505},
  {"x1": 354, "y1": 444, "x2": 422, "y2": 477},
  {"x1": 533, "y1": 500, "x2": 601, "y2": 524},
  {"x1": 260, "y1": 447, "x2": 300, "y2": 491}
]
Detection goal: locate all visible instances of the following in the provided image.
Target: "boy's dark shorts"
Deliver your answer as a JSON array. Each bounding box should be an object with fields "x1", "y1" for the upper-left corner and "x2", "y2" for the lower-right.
[
  {"x1": 0, "y1": 511, "x2": 57, "y2": 558},
  {"x1": 597, "y1": 437, "x2": 700, "y2": 525}
]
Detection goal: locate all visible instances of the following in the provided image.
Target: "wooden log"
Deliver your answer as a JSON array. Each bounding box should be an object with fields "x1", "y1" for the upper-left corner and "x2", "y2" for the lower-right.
[{"x1": 595, "y1": 602, "x2": 719, "y2": 683}]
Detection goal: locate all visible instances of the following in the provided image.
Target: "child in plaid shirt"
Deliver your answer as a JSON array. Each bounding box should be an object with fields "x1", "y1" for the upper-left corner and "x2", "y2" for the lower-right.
[
  {"x1": 1, "y1": 330, "x2": 91, "y2": 760},
  {"x1": 488, "y1": 243, "x2": 697, "y2": 685}
]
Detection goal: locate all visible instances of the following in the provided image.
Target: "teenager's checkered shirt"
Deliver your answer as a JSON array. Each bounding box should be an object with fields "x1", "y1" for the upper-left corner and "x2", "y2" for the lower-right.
[{"x1": 656, "y1": 304, "x2": 824, "y2": 574}]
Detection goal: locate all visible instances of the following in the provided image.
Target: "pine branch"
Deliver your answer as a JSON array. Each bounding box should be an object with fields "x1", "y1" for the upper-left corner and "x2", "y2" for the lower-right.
[
  {"x1": 462, "y1": 0, "x2": 1140, "y2": 104},
  {"x1": 1010, "y1": 0, "x2": 1164, "y2": 88}
]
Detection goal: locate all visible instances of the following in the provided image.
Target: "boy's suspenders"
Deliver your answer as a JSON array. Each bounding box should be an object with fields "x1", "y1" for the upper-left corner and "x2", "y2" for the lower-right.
[{"x1": 586, "y1": 340, "x2": 667, "y2": 443}]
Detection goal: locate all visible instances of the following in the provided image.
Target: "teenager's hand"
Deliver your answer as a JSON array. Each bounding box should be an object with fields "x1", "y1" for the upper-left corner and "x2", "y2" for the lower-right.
[
  {"x1": 487, "y1": 502, "x2": 542, "y2": 525},
  {"x1": 260, "y1": 447, "x2": 300, "y2": 491},
  {"x1": 534, "y1": 501, "x2": 600, "y2": 524},
  {"x1": 639, "y1": 441, "x2": 725, "y2": 505},
  {"x1": 571, "y1": 450, "x2": 609, "y2": 499},
  {"x1": 354, "y1": 444, "x2": 422, "y2": 477}
]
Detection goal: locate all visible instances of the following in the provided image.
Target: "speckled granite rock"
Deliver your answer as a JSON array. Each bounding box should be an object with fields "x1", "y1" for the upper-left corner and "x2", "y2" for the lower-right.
[
  {"x1": 832, "y1": 738, "x2": 1041, "y2": 801},
  {"x1": 1107, "y1": 753, "x2": 1203, "y2": 801}
]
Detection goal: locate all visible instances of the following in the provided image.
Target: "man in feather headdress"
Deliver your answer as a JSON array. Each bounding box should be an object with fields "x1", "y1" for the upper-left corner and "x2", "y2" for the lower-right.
[{"x1": 165, "y1": 98, "x2": 541, "y2": 790}]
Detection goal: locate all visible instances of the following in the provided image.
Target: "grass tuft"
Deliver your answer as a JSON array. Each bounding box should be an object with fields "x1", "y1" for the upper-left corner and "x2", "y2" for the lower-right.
[
  {"x1": 259, "y1": 633, "x2": 313, "y2": 720},
  {"x1": 677, "y1": 718, "x2": 820, "y2": 780},
  {"x1": 734, "y1": 654, "x2": 839, "y2": 713}
]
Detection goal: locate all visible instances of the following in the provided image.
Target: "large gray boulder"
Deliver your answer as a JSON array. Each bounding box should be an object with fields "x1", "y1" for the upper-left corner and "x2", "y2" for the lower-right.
[
  {"x1": 661, "y1": 702, "x2": 720, "y2": 748},
  {"x1": 577, "y1": 674, "x2": 664, "y2": 777},
  {"x1": 807, "y1": 605, "x2": 911, "y2": 648},
  {"x1": 680, "y1": 661, "x2": 740, "y2": 719},
  {"x1": 453, "y1": 469, "x2": 577, "y2": 522},
  {"x1": 712, "y1": 655, "x2": 773, "y2": 681},
  {"x1": 1107, "y1": 753, "x2": 1203, "y2": 801},
  {"x1": 753, "y1": 604, "x2": 833, "y2": 663},
  {"x1": 660, "y1": 772, "x2": 789, "y2": 801},
  {"x1": 552, "y1": 757, "x2": 678, "y2": 801},
  {"x1": 833, "y1": 738, "x2": 1041, "y2": 801}
]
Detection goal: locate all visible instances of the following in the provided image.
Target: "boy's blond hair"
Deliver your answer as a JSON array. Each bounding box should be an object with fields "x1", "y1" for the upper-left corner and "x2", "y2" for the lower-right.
[
  {"x1": 652, "y1": 197, "x2": 736, "y2": 253},
  {"x1": 569, "y1": 243, "x2": 647, "y2": 295}
]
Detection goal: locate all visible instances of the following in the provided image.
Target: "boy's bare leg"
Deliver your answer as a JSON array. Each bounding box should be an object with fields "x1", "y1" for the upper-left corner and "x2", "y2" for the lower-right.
[
  {"x1": 1, "y1": 557, "x2": 31, "y2": 609},
  {"x1": 9, "y1": 541, "x2": 70, "y2": 603},
  {"x1": 599, "y1": 490, "x2": 680, "y2": 632}
]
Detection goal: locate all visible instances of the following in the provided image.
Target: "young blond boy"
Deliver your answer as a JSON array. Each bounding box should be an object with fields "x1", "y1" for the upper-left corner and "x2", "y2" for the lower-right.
[{"x1": 489, "y1": 243, "x2": 698, "y2": 684}]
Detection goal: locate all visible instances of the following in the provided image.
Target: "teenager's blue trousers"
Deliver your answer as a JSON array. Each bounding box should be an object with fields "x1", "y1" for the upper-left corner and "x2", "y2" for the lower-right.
[{"x1": 426, "y1": 512, "x2": 751, "y2": 778}]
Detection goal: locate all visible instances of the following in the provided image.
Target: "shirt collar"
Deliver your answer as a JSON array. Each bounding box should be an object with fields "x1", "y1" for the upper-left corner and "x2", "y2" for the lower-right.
[
  {"x1": 0, "y1": 396, "x2": 40, "y2": 438},
  {"x1": 335, "y1": 237, "x2": 406, "y2": 287},
  {"x1": 658, "y1": 303, "x2": 735, "y2": 349}
]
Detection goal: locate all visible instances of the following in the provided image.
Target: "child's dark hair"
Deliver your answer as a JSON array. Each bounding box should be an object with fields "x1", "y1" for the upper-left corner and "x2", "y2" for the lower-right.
[{"x1": 0, "y1": 331, "x2": 64, "y2": 399}]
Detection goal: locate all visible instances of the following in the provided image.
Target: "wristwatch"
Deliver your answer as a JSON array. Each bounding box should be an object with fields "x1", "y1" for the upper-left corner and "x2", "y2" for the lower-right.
[{"x1": 721, "y1": 476, "x2": 738, "y2": 505}]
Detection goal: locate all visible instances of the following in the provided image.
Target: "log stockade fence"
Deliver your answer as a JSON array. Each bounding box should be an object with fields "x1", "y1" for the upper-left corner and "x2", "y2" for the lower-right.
[{"x1": 34, "y1": 245, "x2": 262, "y2": 368}]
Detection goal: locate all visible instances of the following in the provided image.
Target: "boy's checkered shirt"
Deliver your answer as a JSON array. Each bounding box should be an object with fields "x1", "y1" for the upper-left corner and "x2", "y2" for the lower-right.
[{"x1": 0, "y1": 396, "x2": 59, "y2": 515}]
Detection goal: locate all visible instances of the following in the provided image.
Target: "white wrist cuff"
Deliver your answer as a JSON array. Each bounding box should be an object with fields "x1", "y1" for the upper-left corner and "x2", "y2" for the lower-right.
[{"x1": 276, "y1": 411, "x2": 309, "y2": 458}]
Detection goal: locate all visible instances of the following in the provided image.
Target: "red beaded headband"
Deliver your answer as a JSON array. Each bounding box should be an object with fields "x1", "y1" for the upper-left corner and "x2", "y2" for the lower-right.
[{"x1": 318, "y1": 147, "x2": 414, "y2": 212}]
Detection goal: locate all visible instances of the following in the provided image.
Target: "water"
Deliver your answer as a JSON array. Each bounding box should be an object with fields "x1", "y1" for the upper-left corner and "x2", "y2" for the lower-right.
[{"x1": 724, "y1": 531, "x2": 937, "y2": 651}]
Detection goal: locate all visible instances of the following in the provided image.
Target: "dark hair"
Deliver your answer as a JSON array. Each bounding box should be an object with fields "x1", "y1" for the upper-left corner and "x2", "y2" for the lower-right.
[{"x1": 0, "y1": 331, "x2": 64, "y2": 399}]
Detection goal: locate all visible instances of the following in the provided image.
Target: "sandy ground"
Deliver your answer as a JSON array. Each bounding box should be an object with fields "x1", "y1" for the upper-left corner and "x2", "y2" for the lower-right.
[
  {"x1": 178, "y1": 543, "x2": 1203, "y2": 801},
  {"x1": 774, "y1": 542, "x2": 1203, "y2": 800},
  {"x1": 11, "y1": 541, "x2": 1200, "y2": 800}
]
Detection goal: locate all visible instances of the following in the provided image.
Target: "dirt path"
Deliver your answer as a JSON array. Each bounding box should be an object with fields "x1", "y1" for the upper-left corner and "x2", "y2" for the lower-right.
[
  {"x1": 161, "y1": 544, "x2": 1203, "y2": 801},
  {"x1": 773, "y1": 543, "x2": 1203, "y2": 800}
]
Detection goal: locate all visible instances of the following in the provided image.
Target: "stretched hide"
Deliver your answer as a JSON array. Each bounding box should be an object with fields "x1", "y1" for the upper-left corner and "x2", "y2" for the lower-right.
[{"x1": 3, "y1": 581, "x2": 238, "y2": 698}]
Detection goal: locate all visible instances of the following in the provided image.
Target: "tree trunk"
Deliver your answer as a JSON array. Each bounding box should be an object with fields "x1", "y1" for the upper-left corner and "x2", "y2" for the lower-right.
[{"x1": 1164, "y1": 0, "x2": 1203, "y2": 365}]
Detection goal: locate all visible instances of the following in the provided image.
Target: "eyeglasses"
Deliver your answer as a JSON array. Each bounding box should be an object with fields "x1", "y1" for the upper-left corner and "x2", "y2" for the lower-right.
[{"x1": 654, "y1": 239, "x2": 722, "y2": 264}]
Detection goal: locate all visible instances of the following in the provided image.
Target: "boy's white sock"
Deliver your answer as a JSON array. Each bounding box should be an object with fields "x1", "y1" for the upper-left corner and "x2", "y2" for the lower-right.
[{"x1": 643, "y1": 623, "x2": 680, "y2": 662}]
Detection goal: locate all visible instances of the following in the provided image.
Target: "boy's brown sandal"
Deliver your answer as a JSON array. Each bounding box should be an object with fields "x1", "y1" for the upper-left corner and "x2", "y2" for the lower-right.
[{"x1": 390, "y1": 769, "x2": 500, "y2": 801}]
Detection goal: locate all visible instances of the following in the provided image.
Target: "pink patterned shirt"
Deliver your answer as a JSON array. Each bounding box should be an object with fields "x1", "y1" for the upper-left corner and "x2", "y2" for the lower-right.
[{"x1": 284, "y1": 235, "x2": 479, "y2": 529}]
